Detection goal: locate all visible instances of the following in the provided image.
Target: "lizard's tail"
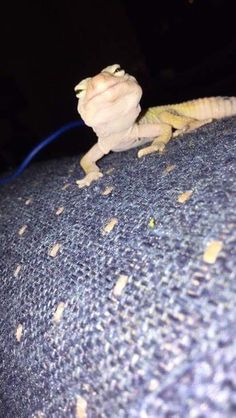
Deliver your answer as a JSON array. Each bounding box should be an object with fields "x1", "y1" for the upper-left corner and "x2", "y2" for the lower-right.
[{"x1": 177, "y1": 96, "x2": 236, "y2": 120}]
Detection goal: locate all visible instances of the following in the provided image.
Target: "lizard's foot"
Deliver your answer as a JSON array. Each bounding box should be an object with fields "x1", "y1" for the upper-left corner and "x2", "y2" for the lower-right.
[
  {"x1": 172, "y1": 127, "x2": 187, "y2": 138},
  {"x1": 138, "y1": 142, "x2": 166, "y2": 158},
  {"x1": 76, "y1": 171, "x2": 103, "y2": 188},
  {"x1": 173, "y1": 118, "x2": 213, "y2": 137}
]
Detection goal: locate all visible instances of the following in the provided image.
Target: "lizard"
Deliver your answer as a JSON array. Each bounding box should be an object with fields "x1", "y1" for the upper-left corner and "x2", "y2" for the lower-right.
[{"x1": 74, "y1": 64, "x2": 236, "y2": 188}]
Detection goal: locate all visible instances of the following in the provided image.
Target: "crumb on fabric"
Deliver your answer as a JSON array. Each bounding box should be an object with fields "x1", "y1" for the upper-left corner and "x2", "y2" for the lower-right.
[
  {"x1": 170, "y1": 311, "x2": 185, "y2": 322},
  {"x1": 101, "y1": 186, "x2": 114, "y2": 196},
  {"x1": 16, "y1": 324, "x2": 23, "y2": 342},
  {"x1": 33, "y1": 411, "x2": 45, "y2": 418},
  {"x1": 105, "y1": 167, "x2": 115, "y2": 175},
  {"x1": 55, "y1": 207, "x2": 64, "y2": 215},
  {"x1": 25, "y1": 198, "x2": 32, "y2": 205},
  {"x1": 48, "y1": 243, "x2": 61, "y2": 257},
  {"x1": 148, "y1": 379, "x2": 159, "y2": 391},
  {"x1": 177, "y1": 190, "x2": 193, "y2": 203},
  {"x1": 203, "y1": 240, "x2": 223, "y2": 264},
  {"x1": 76, "y1": 395, "x2": 87, "y2": 418},
  {"x1": 131, "y1": 353, "x2": 139, "y2": 366},
  {"x1": 14, "y1": 265, "x2": 21, "y2": 277},
  {"x1": 164, "y1": 164, "x2": 176, "y2": 173},
  {"x1": 148, "y1": 218, "x2": 156, "y2": 229},
  {"x1": 101, "y1": 217, "x2": 118, "y2": 235},
  {"x1": 62, "y1": 183, "x2": 70, "y2": 190},
  {"x1": 18, "y1": 225, "x2": 27, "y2": 236},
  {"x1": 113, "y1": 274, "x2": 129, "y2": 297},
  {"x1": 53, "y1": 302, "x2": 65, "y2": 323}
]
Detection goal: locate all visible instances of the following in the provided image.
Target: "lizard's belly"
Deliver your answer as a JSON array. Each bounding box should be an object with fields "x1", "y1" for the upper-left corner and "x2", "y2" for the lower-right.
[
  {"x1": 112, "y1": 137, "x2": 151, "y2": 152},
  {"x1": 98, "y1": 130, "x2": 151, "y2": 154}
]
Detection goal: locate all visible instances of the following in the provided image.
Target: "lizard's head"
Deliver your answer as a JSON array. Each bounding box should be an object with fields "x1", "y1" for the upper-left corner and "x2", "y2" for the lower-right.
[
  {"x1": 74, "y1": 64, "x2": 129, "y2": 100},
  {"x1": 74, "y1": 64, "x2": 142, "y2": 135}
]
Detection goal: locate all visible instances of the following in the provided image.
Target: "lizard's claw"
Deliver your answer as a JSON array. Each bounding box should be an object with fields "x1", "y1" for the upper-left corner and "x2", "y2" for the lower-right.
[
  {"x1": 138, "y1": 142, "x2": 166, "y2": 158},
  {"x1": 76, "y1": 171, "x2": 103, "y2": 188}
]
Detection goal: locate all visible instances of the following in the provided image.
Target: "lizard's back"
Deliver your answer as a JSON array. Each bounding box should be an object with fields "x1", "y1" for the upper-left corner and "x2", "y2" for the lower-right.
[{"x1": 141, "y1": 96, "x2": 236, "y2": 122}]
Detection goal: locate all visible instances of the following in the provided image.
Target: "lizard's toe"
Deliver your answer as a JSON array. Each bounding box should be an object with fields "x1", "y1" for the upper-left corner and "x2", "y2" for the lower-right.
[
  {"x1": 138, "y1": 142, "x2": 165, "y2": 158},
  {"x1": 173, "y1": 118, "x2": 213, "y2": 137},
  {"x1": 173, "y1": 128, "x2": 187, "y2": 138},
  {"x1": 76, "y1": 172, "x2": 103, "y2": 188}
]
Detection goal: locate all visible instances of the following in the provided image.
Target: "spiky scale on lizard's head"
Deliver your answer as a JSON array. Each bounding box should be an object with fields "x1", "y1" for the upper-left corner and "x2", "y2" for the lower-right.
[{"x1": 101, "y1": 64, "x2": 125, "y2": 77}]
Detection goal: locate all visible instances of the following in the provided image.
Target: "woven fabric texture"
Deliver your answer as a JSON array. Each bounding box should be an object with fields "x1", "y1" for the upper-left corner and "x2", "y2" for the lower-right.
[{"x1": 0, "y1": 117, "x2": 236, "y2": 418}]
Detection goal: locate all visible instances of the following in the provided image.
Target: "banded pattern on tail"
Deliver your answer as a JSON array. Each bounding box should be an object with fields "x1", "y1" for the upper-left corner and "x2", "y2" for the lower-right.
[{"x1": 174, "y1": 96, "x2": 236, "y2": 120}]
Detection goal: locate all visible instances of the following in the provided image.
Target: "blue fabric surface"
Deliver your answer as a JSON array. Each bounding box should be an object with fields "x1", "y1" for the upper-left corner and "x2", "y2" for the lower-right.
[{"x1": 0, "y1": 117, "x2": 236, "y2": 417}]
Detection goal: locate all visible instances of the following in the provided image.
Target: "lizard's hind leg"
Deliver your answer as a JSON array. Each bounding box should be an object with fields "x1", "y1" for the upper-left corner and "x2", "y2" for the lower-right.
[
  {"x1": 173, "y1": 118, "x2": 213, "y2": 137},
  {"x1": 157, "y1": 110, "x2": 212, "y2": 137}
]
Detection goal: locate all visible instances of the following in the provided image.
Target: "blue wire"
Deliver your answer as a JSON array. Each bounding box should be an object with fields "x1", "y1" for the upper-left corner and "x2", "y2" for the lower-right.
[{"x1": 0, "y1": 120, "x2": 84, "y2": 185}]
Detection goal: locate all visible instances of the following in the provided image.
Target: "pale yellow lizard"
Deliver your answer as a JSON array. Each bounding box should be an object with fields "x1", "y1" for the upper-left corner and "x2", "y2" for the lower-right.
[{"x1": 74, "y1": 64, "x2": 236, "y2": 187}]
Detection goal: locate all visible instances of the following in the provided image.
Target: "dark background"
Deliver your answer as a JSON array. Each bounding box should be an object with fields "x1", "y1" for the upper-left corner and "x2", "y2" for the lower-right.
[{"x1": 0, "y1": 0, "x2": 236, "y2": 174}]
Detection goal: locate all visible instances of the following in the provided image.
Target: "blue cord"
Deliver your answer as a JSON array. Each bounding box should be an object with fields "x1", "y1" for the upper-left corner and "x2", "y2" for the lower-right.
[{"x1": 0, "y1": 120, "x2": 84, "y2": 185}]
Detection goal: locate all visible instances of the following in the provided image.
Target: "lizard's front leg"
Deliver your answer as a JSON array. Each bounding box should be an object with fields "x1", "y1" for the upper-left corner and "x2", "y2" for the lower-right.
[
  {"x1": 137, "y1": 123, "x2": 172, "y2": 158},
  {"x1": 76, "y1": 143, "x2": 104, "y2": 188}
]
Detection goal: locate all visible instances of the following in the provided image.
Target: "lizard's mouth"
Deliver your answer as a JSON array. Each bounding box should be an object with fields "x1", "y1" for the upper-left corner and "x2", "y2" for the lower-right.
[{"x1": 87, "y1": 78, "x2": 128, "y2": 103}]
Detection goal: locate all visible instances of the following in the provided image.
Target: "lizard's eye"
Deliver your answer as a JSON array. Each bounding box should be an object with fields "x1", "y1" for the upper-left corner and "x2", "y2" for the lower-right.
[
  {"x1": 113, "y1": 67, "x2": 125, "y2": 77},
  {"x1": 75, "y1": 89, "x2": 84, "y2": 99},
  {"x1": 74, "y1": 77, "x2": 91, "y2": 98}
]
